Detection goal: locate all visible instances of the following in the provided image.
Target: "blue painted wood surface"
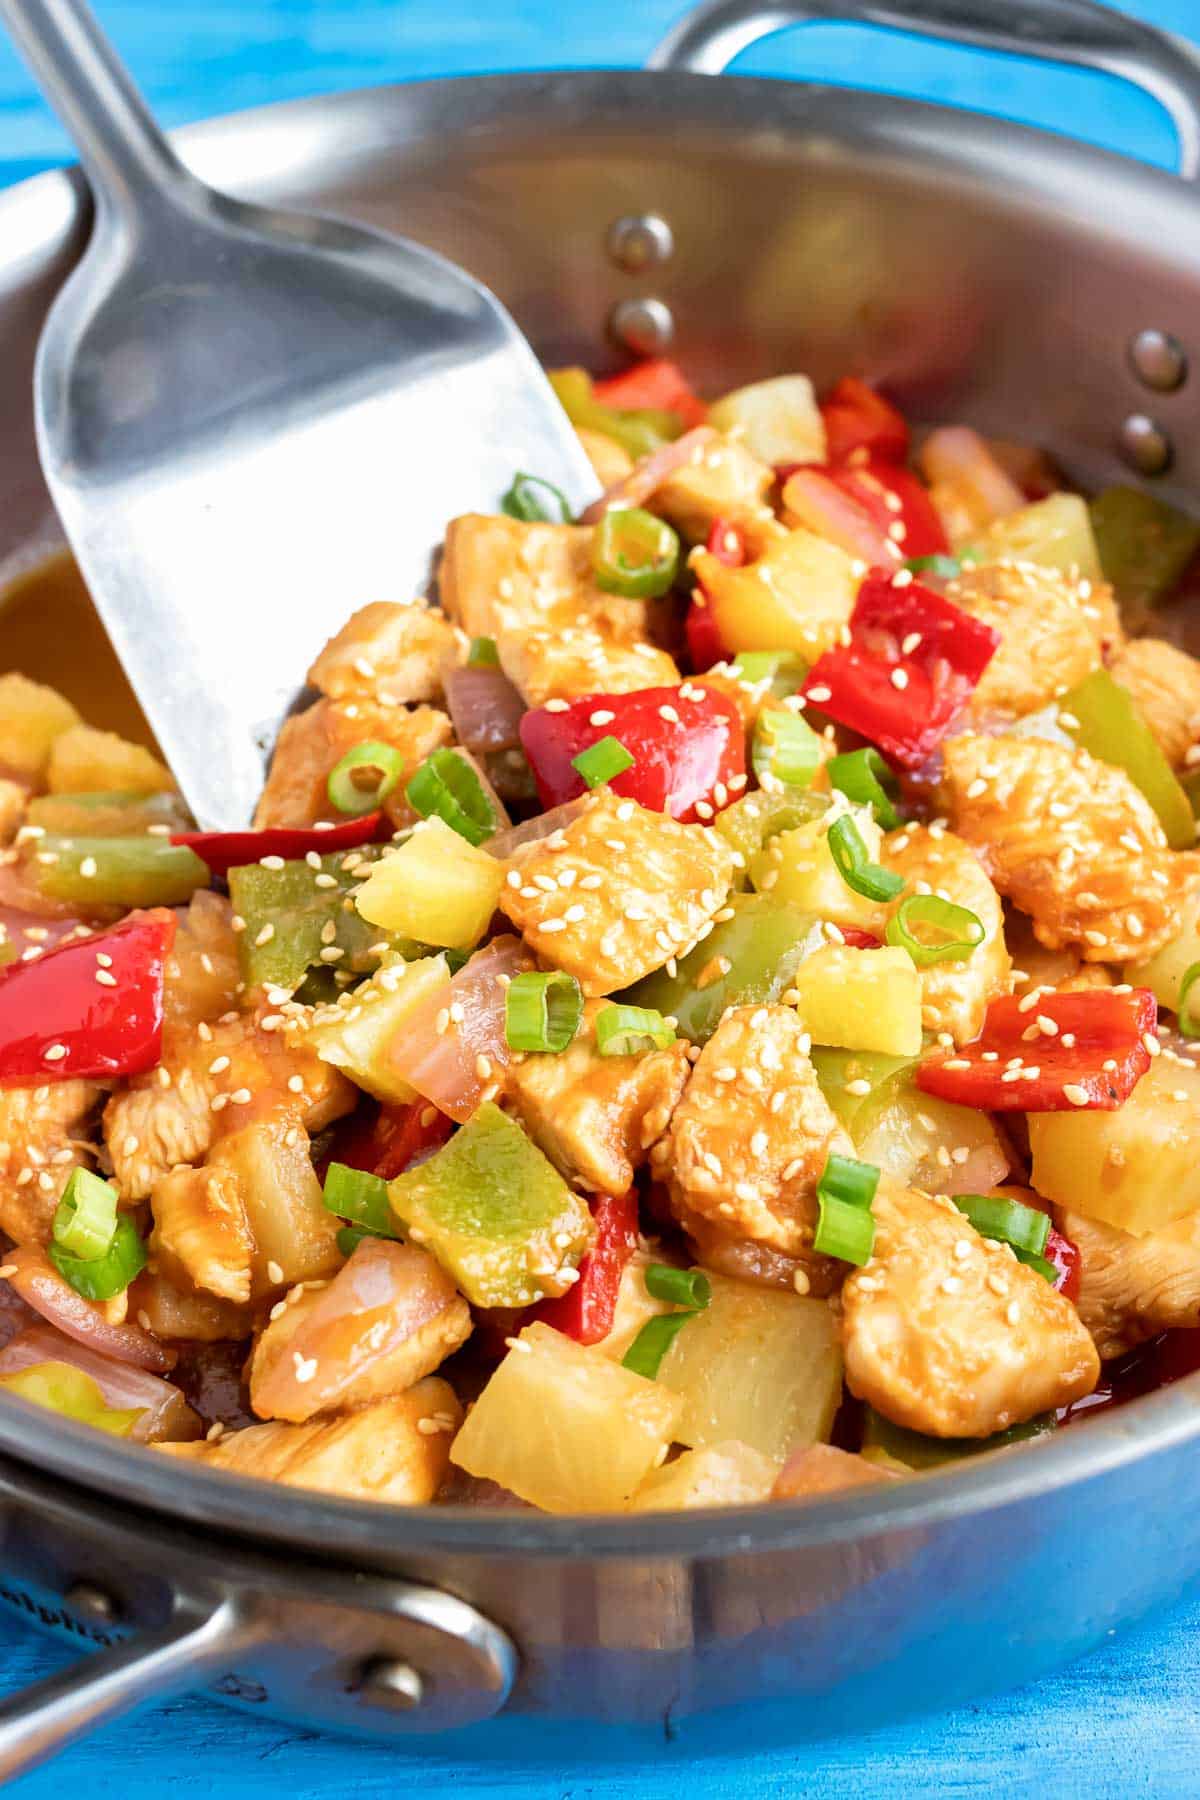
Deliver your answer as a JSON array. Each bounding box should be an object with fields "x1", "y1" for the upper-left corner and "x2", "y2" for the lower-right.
[{"x1": 1, "y1": 1, "x2": 1200, "y2": 1791}]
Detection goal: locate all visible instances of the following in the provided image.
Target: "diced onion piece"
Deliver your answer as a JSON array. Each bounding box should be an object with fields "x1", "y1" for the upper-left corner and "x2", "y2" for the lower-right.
[
  {"x1": 0, "y1": 1322, "x2": 199, "y2": 1441},
  {"x1": 578, "y1": 426, "x2": 719, "y2": 526},
  {"x1": 3, "y1": 1244, "x2": 173, "y2": 1371},
  {"x1": 390, "y1": 935, "x2": 534, "y2": 1122},
  {"x1": 444, "y1": 664, "x2": 525, "y2": 755}
]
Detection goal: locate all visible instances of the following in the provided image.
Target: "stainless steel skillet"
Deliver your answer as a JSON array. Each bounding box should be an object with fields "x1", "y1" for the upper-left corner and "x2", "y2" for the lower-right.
[{"x1": 1, "y1": 0, "x2": 1200, "y2": 1776}]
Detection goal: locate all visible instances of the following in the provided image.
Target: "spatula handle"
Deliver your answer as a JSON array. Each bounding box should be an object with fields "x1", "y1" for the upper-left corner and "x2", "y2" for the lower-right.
[{"x1": 0, "y1": 0, "x2": 187, "y2": 221}]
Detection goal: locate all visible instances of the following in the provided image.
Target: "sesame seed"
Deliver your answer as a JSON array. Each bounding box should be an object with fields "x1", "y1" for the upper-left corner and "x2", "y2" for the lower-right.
[
  {"x1": 267, "y1": 1260, "x2": 285, "y2": 1284},
  {"x1": 965, "y1": 777, "x2": 988, "y2": 800},
  {"x1": 292, "y1": 1352, "x2": 318, "y2": 1385},
  {"x1": 43, "y1": 1043, "x2": 68, "y2": 1063},
  {"x1": 890, "y1": 667, "x2": 909, "y2": 691},
  {"x1": 845, "y1": 1078, "x2": 872, "y2": 1097},
  {"x1": 807, "y1": 685, "x2": 832, "y2": 704},
  {"x1": 254, "y1": 923, "x2": 275, "y2": 947},
  {"x1": 1006, "y1": 1301, "x2": 1020, "y2": 1326}
]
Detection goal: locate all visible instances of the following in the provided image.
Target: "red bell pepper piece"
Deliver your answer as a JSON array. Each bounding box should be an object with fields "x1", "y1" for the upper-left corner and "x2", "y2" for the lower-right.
[
  {"x1": 820, "y1": 377, "x2": 909, "y2": 464},
  {"x1": 172, "y1": 812, "x2": 389, "y2": 879},
  {"x1": 593, "y1": 359, "x2": 708, "y2": 429},
  {"x1": 917, "y1": 988, "x2": 1158, "y2": 1113},
  {"x1": 685, "y1": 516, "x2": 743, "y2": 671},
  {"x1": 704, "y1": 516, "x2": 746, "y2": 568},
  {"x1": 802, "y1": 571, "x2": 1000, "y2": 768},
  {"x1": 520, "y1": 684, "x2": 745, "y2": 822},
  {"x1": 826, "y1": 457, "x2": 949, "y2": 560},
  {"x1": 1020, "y1": 1192, "x2": 1082, "y2": 1302},
  {"x1": 322, "y1": 1097, "x2": 453, "y2": 1181},
  {"x1": 0, "y1": 908, "x2": 176, "y2": 1087},
  {"x1": 533, "y1": 1191, "x2": 640, "y2": 1345}
]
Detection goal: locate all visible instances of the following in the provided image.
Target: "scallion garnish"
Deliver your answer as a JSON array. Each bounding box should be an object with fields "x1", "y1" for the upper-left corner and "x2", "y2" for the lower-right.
[
  {"x1": 501, "y1": 471, "x2": 572, "y2": 524},
  {"x1": 336, "y1": 1226, "x2": 375, "y2": 1258},
  {"x1": 952, "y1": 1193, "x2": 1050, "y2": 1260},
  {"x1": 1015, "y1": 1249, "x2": 1057, "y2": 1283},
  {"x1": 886, "y1": 894, "x2": 985, "y2": 967},
  {"x1": 812, "y1": 1151, "x2": 880, "y2": 1266},
  {"x1": 48, "y1": 1215, "x2": 147, "y2": 1302},
  {"x1": 732, "y1": 651, "x2": 809, "y2": 697},
  {"x1": 327, "y1": 741, "x2": 405, "y2": 818},
  {"x1": 751, "y1": 708, "x2": 822, "y2": 791},
  {"x1": 826, "y1": 815, "x2": 905, "y2": 903},
  {"x1": 51, "y1": 1166, "x2": 118, "y2": 1262},
  {"x1": 1178, "y1": 962, "x2": 1200, "y2": 1039},
  {"x1": 591, "y1": 507, "x2": 680, "y2": 599},
  {"x1": 467, "y1": 636, "x2": 500, "y2": 667},
  {"x1": 571, "y1": 735, "x2": 634, "y2": 790},
  {"x1": 322, "y1": 1162, "x2": 397, "y2": 1236},
  {"x1": 827, "y1": 747, "x2": 901, "y2": 830},
  {"x1": 643, "y1": 1264, "x2": 711, "y2": 1309},
  {"x1": 904, "y1": 553, "x2": 965, "y2": 580},
  {"x1": 405, "y1": 747, "x2": 497, "y2": 846},
  {"x1": 621, "y1": 1311, "x2": 700, "y2": 1379},
  {"x1": 595, "y1": 1003, "x2": 676, "y2": 1057},
  {"x1": 505, "y1": 969, "x2": 583, "y2": 1054}
]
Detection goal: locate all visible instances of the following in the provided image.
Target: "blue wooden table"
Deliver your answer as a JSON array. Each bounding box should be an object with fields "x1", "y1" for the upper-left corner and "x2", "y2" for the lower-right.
[{"x1": 1, "y1": 0, "x2": 1199, "y2": 1791}]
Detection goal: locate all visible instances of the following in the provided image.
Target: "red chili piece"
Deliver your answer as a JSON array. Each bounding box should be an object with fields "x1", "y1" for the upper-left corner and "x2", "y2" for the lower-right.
[
  {"x1": 1043, "y1": 1225, "x2": 1082, "y2": 1303},
  {"x1": 826, "y1": 457, "x2": 949, "y2": 560},
  {"x1": 593, "y1": 359, "x2": 708, "y2": 429},
  {"x1": 916, "y1": 988, "x2": 1158, "y2": 1113},
  {"x1": 802, "y1": 571, "x2": 1000, "y2": 768},
  {"x1": 322, "y1": 1098, "x2": 453, "y2": 1181},
  {"x1": 0, "y1": 908, "x2": 176, "y2": 1087},
  {"x1": 172, "y1": 812, "x2": 389, "y2": 879},
  {"x1": 820, "y1": 377, "x2": 909, "y2": 465},
  {"x1": 533, "y1": 1191, "x2": 640, "y2": 1345},
  {"x1": 520, "y1": 684, "x2": 745, "y2": 822},
  {"x1": 839, "y1": 928, "x2": 883, "y2": 950}
]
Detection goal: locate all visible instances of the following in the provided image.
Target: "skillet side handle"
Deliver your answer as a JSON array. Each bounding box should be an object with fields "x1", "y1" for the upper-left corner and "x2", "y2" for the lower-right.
[
  {"x1": 0, "y1": 1598, "x2": 249, "y2": 1785},
  {"x1": 648, "y1": 0, "x2": 1200, "y2": 182}
]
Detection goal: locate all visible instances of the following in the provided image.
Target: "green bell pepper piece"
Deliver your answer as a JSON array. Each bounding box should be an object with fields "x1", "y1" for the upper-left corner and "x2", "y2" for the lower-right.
[
  {"x1": 31, "y1": 835, "x2": 209, "y2": 908},
  {"x1": 1090, "y1": 485, "x2": 1200, "y2": 613},
  {"x1": 620, "y1": 894, "x2": 822, "y2": 1045},
  {"x1": 229, "y1": 848, "x2": 421, "y2": 995},
  {"x1": 714, "y1": 787, "x2": 828, "y2": 885},
  {"x1": 861, "y1": 1406, "x2": 1056, "y2": 1471},
  {"x1": 387, "y1": 1102, "x2": 595, "y2": 1307},
  {"x1": 1058, "y1": 667, "x2": 1194, "y2": 850},
  {"x1": 0, "y1": 1361, "x2": 144, "y2": 1436},
  {"x1": 810, "y1": 1048, "x2": 918, "y2": 1136},
  {"x1": 25, "y1": 790, "x2": 192, "y2": 837},
  {"x1": 548, "y1": 368, "x2": 683, "y2": 461}
]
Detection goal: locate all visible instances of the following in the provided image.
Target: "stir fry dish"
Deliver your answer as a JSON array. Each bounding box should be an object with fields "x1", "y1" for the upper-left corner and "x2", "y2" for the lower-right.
[{"x1": 5, "y1": 361, "x2": 1200, "y2": 1513}]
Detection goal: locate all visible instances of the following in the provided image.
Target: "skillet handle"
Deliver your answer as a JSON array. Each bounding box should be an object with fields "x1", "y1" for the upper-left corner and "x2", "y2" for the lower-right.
[{"x1": 648, "y1": 0, "x2": 1200, "y2": 182}]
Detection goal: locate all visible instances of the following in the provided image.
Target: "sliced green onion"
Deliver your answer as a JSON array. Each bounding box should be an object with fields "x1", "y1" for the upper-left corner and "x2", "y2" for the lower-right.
[
  {"x1": 405, "y1": 747, "x2": 497, "y2": 846},
  {"x1": 827, "y1": 748, "x2": 901, "y2": 830},
  {"x1": 51, "y1": 1167, "x2": 118, "y2": 1262},
  {"x1": 953, "y1": 1193, "x2": 1050, "y2": 1259},
  {"x1": 813, "y1": 1152, "x2": 880, "y2": 1267},
  {"x1": 571, "y1": 735, "x2": 634, "y2": 790},
  {"x1": 595, "y1": 1004, "x2": 676, "y2": 1057},
  {"x1": 751, "y1": 708, "x2": 822, "y2": 791},
  {"x1": 327, "y1": 741, "x2": 405, "y2": 818},
  {"x1": 322, "y1": 1162, "x2": 396, "y2": 1236},
  {"x1": 1016, "y1": 1249, "x2": 1057, "y2": 1284},
  {"x1": 819, "y1": 1152, "x2": 881, "y2": 1211},
  {"x1": 621, "y1": 1310, "x2": 700, "y2": 1379},
  {"x1": 1179, "y1": 962, "x2": 1200, "y2": 1039},
  {"x1": 904, "y1": 553, "x2": 965, "y2": 580},
  {"x1": 501, "y1": 471, "x2": 572, "y2": 524},
  {"x1": 467, "y1": 636, "x2": 500, "y2": 667},
  {"x1": 827, "y1": 815, "x2": 905, "y2": 903},
  {"x1": 732, "y1": 651, "x2": 809, "y2": 697},
  {"x1": 505, "y1": 970, "x2": 583, "y2": 1053},
  {"x1": 48, "y1": 1216, "x2": 147, "y2": 1302},
  {"x1": 643, "y1": 1264, "x2": 711, "y2": 1309},
  {"x1": 592, "y1": 507, "x2": 680, "y2": 599},
  {"x1": 886, "y1": 894, "x2": 985, "y2": 967}
]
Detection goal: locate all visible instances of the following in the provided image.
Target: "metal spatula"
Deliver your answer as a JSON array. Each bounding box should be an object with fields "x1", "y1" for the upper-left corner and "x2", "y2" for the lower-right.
[{"x1": 1, "y1": 0, "x2": 599, "y2": 827}]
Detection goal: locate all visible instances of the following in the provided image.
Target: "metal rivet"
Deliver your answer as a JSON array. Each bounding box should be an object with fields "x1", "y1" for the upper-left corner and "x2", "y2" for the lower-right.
[
  {"x1": 63, "y1": 1581, "x2": 121, "y2": 1624},
  {"x1": 1128, "y1": 328, "x2": 1187, "y2": 393},
  {"x1": 357, "y1": 1656, "x2": 425, "y2": 1712},
  {"x1": 606, "y1": 213, "x2": 674, "y2": 273},
  {"x1": 608, "y1": 296, "x2": 675, "y2": 356},
  {"x1": 1119, "y1": 413, "x2": 1173, "y2": 477}
]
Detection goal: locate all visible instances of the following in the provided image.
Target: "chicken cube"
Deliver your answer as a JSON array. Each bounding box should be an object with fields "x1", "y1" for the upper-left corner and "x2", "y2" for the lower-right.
[
  {"x1": 149, "y1": 1163, "x2": 255, "y2": 1304},
  {"x1": 947, "y1": 562, "x2": 1103, "y2": 721},
  {"x1": 656, "y1": 1004, "x2": 850, "y2": 1280},
  {"x1": 126, "y1": 1267, "x2": 253, "y2": 1343},
  {"x1": 628, "y1": 1440, "x2": 781, "y2": 1511},
  {"x1": 0, "y1": 672, "x2": 79, "y2": 780},
  {"x1": 307, "y1": 600, "x2": 462, "y2": 707},
  {"x1": 882, "y1": 823, "x2": 1010, "y2": 1043},
  {"x1": 651, "y1": 436, "x2": 774, "y2": 543},
  {"x1": 253, "y1": 697, "x2": 452, "y2": 830},
  {"x1": 941, "y1": 732, "x2": 1187, "y2": 962},
  {"x1": 840, "y1": 1181, "x2": 1099, "y2": 1437},
  {"x1": 1057, "y1": 1204, "x2": 1200, "y2": 1360},
  {"x1": 161, "y1": 890, "x2": 242, "y2": 1041},
  {"x1": 46, "y1": 724, "x2": 174, "y2": 795},
  {"x1": 497, "y1": 625, "x2": 679, "y2": 707},
  {"x1": 1108, "y1": 638, "x2": 1200, "y2": 771},
  {"x1": 506, "y1": 998, "x2": 690, "y2": 1195},
  {"x1": 499, "y1": 787, "x2": 734, "y2": 996},
  {"x1": 0, "y1": 1079, "x2": 101, "y2": 1248},
  {"x1": 440, "y1": 514, "x2": 647, "y2": 642},
  {"x1": 156, "y1": 1379, "x2": 461, "y2": 1503}
]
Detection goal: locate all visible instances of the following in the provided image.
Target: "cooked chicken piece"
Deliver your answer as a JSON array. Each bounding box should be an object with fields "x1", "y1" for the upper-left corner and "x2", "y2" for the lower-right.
[
  {"x1": 0, "y1": 1079, "x2": 101, "y2": 1248},
  {"x1": 105, "y1": 1007, "x2": 354, "y2": 1199},
  {"x1": 499, "y1": 788, "x2": 734, "y2": 996},
  {"x1": 440, "y1": 514, "x2": 651, "y2": 643},
  {"x1": 655, "y1": 1005, "x2": 849, "y2": 1284},
  {"x1": 629, "y1": 1440, "x2": 781, "y2": 1511},
  {"x1": 253, "y1": 697, "x2": 451, "y2": 830},
  {"x1": 307, "y1": 600, "x2": 462, "y2": 707},
  {"x1": 497, "y1": 625, "x2": 679, "y2": 707},
  {"x1": 652, "y1": 436, "x2": 774, "y2": 543},
  {"x1": 575, "y1": 426, "x2": 632, "y2": 488},
  {"x1": 1108, "y1": 638, "x2": 1200, "y2": 771},
  {"x1": 506, "y1": 998, "x2": 690, "y2": 1196},
  {"x1": 1058, "y1": 1204, "x2": 1200, "y2": 1359},
  {"x1": 882, "y1": 824, "x2": 1010, "y2": 1043},
  {"x1": 46, "y1": 724, "x2": 175, "y2": 796},
  {"x1": 0, "y1": 671, "x2": 79, "y2": 780},
  {"x1": 948, "y1": 562, "x2": 1102, "y2": 721},
  {"x1": 942, "y1": 732, "x2": 1188, "y2": 962},
  {"x1": 840, "y1": 1181, "x2": 1099, "y2": 1437},
  {"x1": 0, "y1": 778, "x2": 25, "y2": 845},
  {"x1": 205, "y1": 1116, "x2": 343, "y2": 1295},
  {"x1": 149, "y1": 1164, "x2": 255, "y2": 1304},
  {"x1": 1006, "y1": 913, "x2": 1114, "y2": 997},
  {"x1": 248, "y1": 1240, "x2": 472, "y2": 1423},
  {"x1": 772, "y1": 1442, "x2": 905, "y2": 1500},
  {"x1": 677, "y1": 1215, "x2": 823, "y2": 1294},
  {"x1": 161, "y1": 890, "x2": 241, "y2": 1041},
  {"x1": 126, "y1": 1267, "x2": 253, "y2": 1342},
  {"x1": 156, "y1": 1379, "x2": 462, "y2": 1503}
]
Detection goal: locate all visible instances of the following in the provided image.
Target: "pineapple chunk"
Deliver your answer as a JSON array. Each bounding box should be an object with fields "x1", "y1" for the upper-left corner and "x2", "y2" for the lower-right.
[
  {"x1": 0, "y1": 672, "x2": 79, "y2": 779},
  {"x1": 853, "y1": 1080, "x2": 1009, "y2": 1196},
  {"x1": 627, "y1": 1440, "x2": 780, "y2": 1512},
  {"x1": 652, "y1": 436, "x2": 774, "y2": 544},
  {"x1": 973, "y1": 492, "x2": 1102, "y2": 582},
  {"x1": 693, "y1": 527, "x2": 859, "y2": 661},
  {"x1": 355, "y1": 817, "x2": 502, "y2": 949},
  {"x1": 303, "y1": 953, "x2": 450, "y2": 1103},
  {"x1": 1127, "y1": 881, "x2": 1200, "y2": 1013},
  {"x1": 206, "y1": 1117, "x2": 342, "y2": 1294},
  {"x1": 1029, "y1": 1054, "x2": 1200, "y2": 1237},
  {"x1": 788, "y1": 944, "x2": 922, "y2": 1056},
  {"x1": 708, "y1": 375, "x2": 826, "y2": 468},
  {"x1": 655, "y1": 1274, "x2": 841, "y2": 1462},
  {"x1": 46, "y1": 724, "x2": 174, "y2": 795},
  {"x1": 449, "y1": 1321, "x2": 683, "y2": 1512},
  {"x1": 750, "y1": 805, "x2": 887, "y2": 934},
  {"x1": 594, "y1": 1251, "x2": 677, "y2": 1362}
]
